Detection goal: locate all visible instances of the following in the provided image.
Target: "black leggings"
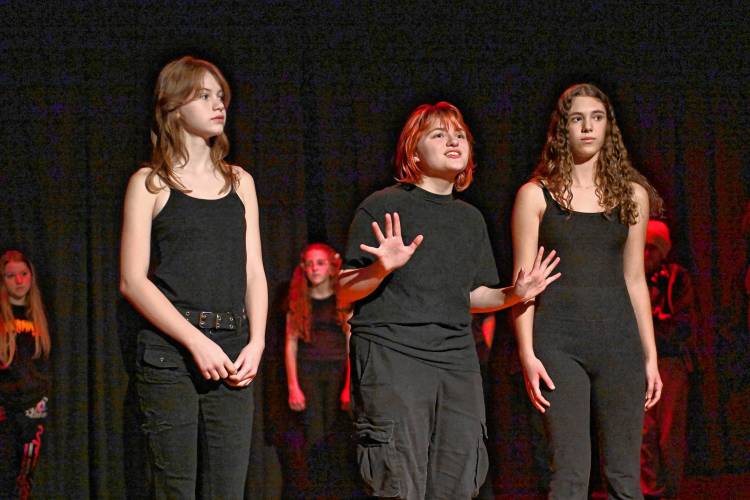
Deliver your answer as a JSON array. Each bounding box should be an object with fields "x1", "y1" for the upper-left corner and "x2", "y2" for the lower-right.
[
  {"x1": 0, "y1": 408, "x2": 46, "y2": 499},
  {"x1": 535, "y1": 313, "x2": 645, "y2": 500}
]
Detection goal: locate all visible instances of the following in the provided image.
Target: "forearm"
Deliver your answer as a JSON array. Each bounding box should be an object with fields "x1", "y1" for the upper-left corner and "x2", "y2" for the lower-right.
[
  {"x1": 338, "y1": 263, "x2": 389, "y2": 305},
  {"x1": 626, "y1": 275, "x2": 658, "y2": 363},
  {"x1": 120, "y1": 276, "x2": 203, "y2": 350},
  {"x1": 245, "y1": 271, "x2": 268, "y2": 349},
  {"x1": 284, "y1": 338, "x2": 301, "y2": 391},
  {"x1": 512, "y1": 303, "x2": 537, "y2": 361},
  {"x1": 470, "y1": 285, "x2": 521, "y2": 313}
]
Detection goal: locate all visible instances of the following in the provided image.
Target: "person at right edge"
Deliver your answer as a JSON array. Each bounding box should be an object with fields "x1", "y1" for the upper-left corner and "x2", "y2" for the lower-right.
[
  {"x1": 512, "y1": 83, "x2": 664, "y2": 499},
  {"x1": 640, "y1": 219, "x2": 696, "y2": 500}
]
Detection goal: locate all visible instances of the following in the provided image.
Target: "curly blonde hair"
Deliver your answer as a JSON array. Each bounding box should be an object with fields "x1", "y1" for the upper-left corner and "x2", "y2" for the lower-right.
[{"x1": 533, "y1": 83, "x2": 662, "y2": 224}]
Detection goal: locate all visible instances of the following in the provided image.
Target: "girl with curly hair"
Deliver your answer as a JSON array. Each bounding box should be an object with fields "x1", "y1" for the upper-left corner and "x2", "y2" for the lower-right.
[
  {"x1": 282, "y1": 243, "x2": 354, "y2": 497},
  {"x1": 512, "y1": 83, "x2": 663, "y2": 498},
  {"x1": 120, "y1": 56, "x2": 267, "y2": 498},
  {"x1": 0, "y1": 250, "x2": 50, "y2": 499}
]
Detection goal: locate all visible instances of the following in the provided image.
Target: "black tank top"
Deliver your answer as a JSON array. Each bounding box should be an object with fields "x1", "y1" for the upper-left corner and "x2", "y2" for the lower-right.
[
  {"x1": 535, "y1": 186, "x2": 631, "y2": 320},
  {"x1": 298, "y1": 295, "x2": 346, "y2": 362},
  {"x1": 150, "y1": 188, "x2": 247, "y2": 312}
]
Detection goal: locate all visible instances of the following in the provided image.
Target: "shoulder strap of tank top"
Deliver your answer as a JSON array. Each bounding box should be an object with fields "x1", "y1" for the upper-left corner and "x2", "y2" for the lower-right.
[{"x1": 539, "y1": 184, "x2": 554, "y2": 207}]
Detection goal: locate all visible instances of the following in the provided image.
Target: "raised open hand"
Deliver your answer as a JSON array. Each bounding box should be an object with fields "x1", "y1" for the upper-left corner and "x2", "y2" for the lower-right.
[
  {"x1": 514, "y1": 246, "x2": 561, "y2": 302},
  {"x1": 360, "y1": 212, "x2": 423, "y2": 273}
]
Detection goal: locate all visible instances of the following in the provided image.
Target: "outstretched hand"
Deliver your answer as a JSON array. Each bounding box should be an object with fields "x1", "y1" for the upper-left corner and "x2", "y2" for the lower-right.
[
  {"x1": 360, "y1": 212, "x2": 423, "y2": 274},
  {"x1": 514, "y1": 246, "x2": 561, "y2": 302}
]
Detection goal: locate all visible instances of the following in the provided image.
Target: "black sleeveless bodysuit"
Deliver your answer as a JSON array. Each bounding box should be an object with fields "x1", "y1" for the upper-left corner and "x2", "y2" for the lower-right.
[{"x1": 532, "y1": 186, "x2": 646, "y2": 499}]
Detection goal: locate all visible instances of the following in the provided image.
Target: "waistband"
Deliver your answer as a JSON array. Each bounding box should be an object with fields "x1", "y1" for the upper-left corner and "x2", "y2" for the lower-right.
[{"x1": 179, "y1": 308, "x2": 246, "y2": 331}]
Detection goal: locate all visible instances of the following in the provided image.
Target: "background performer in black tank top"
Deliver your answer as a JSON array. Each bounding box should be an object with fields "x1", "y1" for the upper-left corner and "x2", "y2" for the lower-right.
[
  {"x1": 282, "y1": 243, "x2": 355, "y2": 497},
  {"x1": 120, "y1": 56, "x2": 267, "y2": 499},
  {"x1": 512, "y1": 83, "x2": 664, "y2": 499}
]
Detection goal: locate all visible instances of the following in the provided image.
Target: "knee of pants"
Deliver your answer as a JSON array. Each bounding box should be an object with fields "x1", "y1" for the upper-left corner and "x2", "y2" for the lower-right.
[{"x1": 431, "y1": 421, "x2": 489, "y2": 500}]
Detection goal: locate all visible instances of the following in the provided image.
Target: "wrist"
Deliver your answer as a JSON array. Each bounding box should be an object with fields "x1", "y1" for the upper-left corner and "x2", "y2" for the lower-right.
[
  {"x1": 518, "y1": 349, "x2": 536, "y2": 364},
  {"x1": 247, "y1": 339, "x2": 265, "y2": 351},
  {"x1": 373, "y1": 258, "x2": 394, "y2": 277}
]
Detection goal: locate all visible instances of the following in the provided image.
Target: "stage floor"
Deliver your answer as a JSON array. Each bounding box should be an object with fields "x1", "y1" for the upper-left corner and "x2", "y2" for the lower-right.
[{"x1": 493, "y1": 473, "x2": 750, "y2": 499}]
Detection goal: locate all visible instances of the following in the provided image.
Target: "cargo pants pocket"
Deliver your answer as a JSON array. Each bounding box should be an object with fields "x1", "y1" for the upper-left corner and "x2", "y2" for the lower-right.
[{"x1": 355, "y1": 416, "x2": 402, "y2": 497}]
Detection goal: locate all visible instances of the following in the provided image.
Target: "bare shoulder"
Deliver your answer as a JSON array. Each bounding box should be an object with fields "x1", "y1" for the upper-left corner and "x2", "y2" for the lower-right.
[
  {"x1": 517, "y1": 180, "x2": 544, "y2": 199},
  {"x1": 127, "y1": 167, "x2": 161, "y2": 194},
  {"x1": 232, "y1": 165, "x2": 259, "y2": 210},
  {"x1": 630, "y1": 182, "x2": 649, "y2": 207},
  {"x1": 232, "y1": 165, "x2": 255, "y2": 191},
  {"x1": 515, "y1": 181, "x2": 546, "y2": 211}
]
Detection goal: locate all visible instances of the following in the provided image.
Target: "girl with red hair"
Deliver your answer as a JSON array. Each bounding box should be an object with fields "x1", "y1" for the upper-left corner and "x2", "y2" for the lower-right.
[
  {"x1": 339, "y1": 102, "x2": 560, "y2": 499},
  {"x1": 282, "y1": 243, "x2": 353, "y2": 497}
]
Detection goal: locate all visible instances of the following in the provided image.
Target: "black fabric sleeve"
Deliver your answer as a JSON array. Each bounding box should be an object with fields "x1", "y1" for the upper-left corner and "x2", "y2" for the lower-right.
[
  {"x1": 472, "y1": 222, "x2": 500, "y2": 290},
  {"x1": 343, "y1": 207, "x2": 378, "y2": 270}
]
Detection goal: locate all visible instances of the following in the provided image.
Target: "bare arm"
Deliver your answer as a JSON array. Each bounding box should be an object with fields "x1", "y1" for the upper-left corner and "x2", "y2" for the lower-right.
[
  {"x1": 624, "y1": 183, "x2": 662, "y2": 410},
  {"x1": 338, "y1": 212, "x2": 423, "y2": 305},
  {"x1": 284, "y1": 315, "x2": 306, "y2": 411},
  {"x1": 341, "y1": 328, "x2": 352, "y2": 411},
  {"x1": 470, "y1": 247, "x2": 560, "y2": 313},
  {"x1": 119, "y1": 168, "x2": 236, "y2": 381},
  {"x1": 511, "y1": 182, "x2": 556, "y2": 413},
  {"x1": 228, "y1": 168, "x2": 268, "y2": 387}
]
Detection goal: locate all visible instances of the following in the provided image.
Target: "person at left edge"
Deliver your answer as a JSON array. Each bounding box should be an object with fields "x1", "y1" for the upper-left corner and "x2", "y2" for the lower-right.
[{"x1": 0, "y1": 250, "x2": 51, "y2": 500}]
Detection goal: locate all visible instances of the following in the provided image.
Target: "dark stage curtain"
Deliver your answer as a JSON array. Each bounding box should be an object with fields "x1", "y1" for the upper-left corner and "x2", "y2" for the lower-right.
[{"x1": 1, "y1": 3, "x2": 748, "y2": 497}]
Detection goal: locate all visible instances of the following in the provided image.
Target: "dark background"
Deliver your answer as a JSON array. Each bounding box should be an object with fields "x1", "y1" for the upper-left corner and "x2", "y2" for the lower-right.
[{"x1": 1, "y1": 1, "x2": 749, "y2": 497}]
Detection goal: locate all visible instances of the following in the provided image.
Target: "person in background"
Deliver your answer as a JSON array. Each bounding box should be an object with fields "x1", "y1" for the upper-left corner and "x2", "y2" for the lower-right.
[
  {"x1": 472, "y1": 312, "x2": 496, "y2": 499},
  {"x1": 0, "y1": 250, "x2": 51, "y2": 500},
  {"x1": 640, "y1": 219, "x2": 695, "y2": 499},
  {"x1": 283, "y1": 243, "x2": 354, "y2": 498}
]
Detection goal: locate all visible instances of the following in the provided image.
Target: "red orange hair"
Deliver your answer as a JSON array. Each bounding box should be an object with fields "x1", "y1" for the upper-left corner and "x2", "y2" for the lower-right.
[
  {"x1": 394, "y1": 102, "x2": 476, "y2": 192},
  {"x1": 287, "y1": 243, "x2": 346, "y2": 343}
]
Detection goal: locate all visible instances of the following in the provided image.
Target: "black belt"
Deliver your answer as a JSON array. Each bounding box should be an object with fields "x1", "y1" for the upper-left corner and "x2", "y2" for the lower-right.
[{"x1": 180, "y1": 309, "x2": 245, "y2": 330}]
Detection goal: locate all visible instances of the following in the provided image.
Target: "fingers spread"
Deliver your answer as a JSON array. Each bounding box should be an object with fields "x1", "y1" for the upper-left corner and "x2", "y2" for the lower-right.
[
  {"x1": 384, "y1": 213, "x2": 393, "y2": 238},
  {"x1": 534, "y1": 246, "x2": 545, "y2": 268},
  {"x1": 370, "y1": 221, "x2": 385, "y2": 242},
  {"x1": 410, "y1": 234, "x2": 424, "y2": 250}
]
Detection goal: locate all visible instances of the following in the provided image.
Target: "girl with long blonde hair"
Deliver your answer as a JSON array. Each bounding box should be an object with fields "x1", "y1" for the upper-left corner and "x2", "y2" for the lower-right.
[{"x1": 0, "y1": 250, "x2": 51, "y2": 499}]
